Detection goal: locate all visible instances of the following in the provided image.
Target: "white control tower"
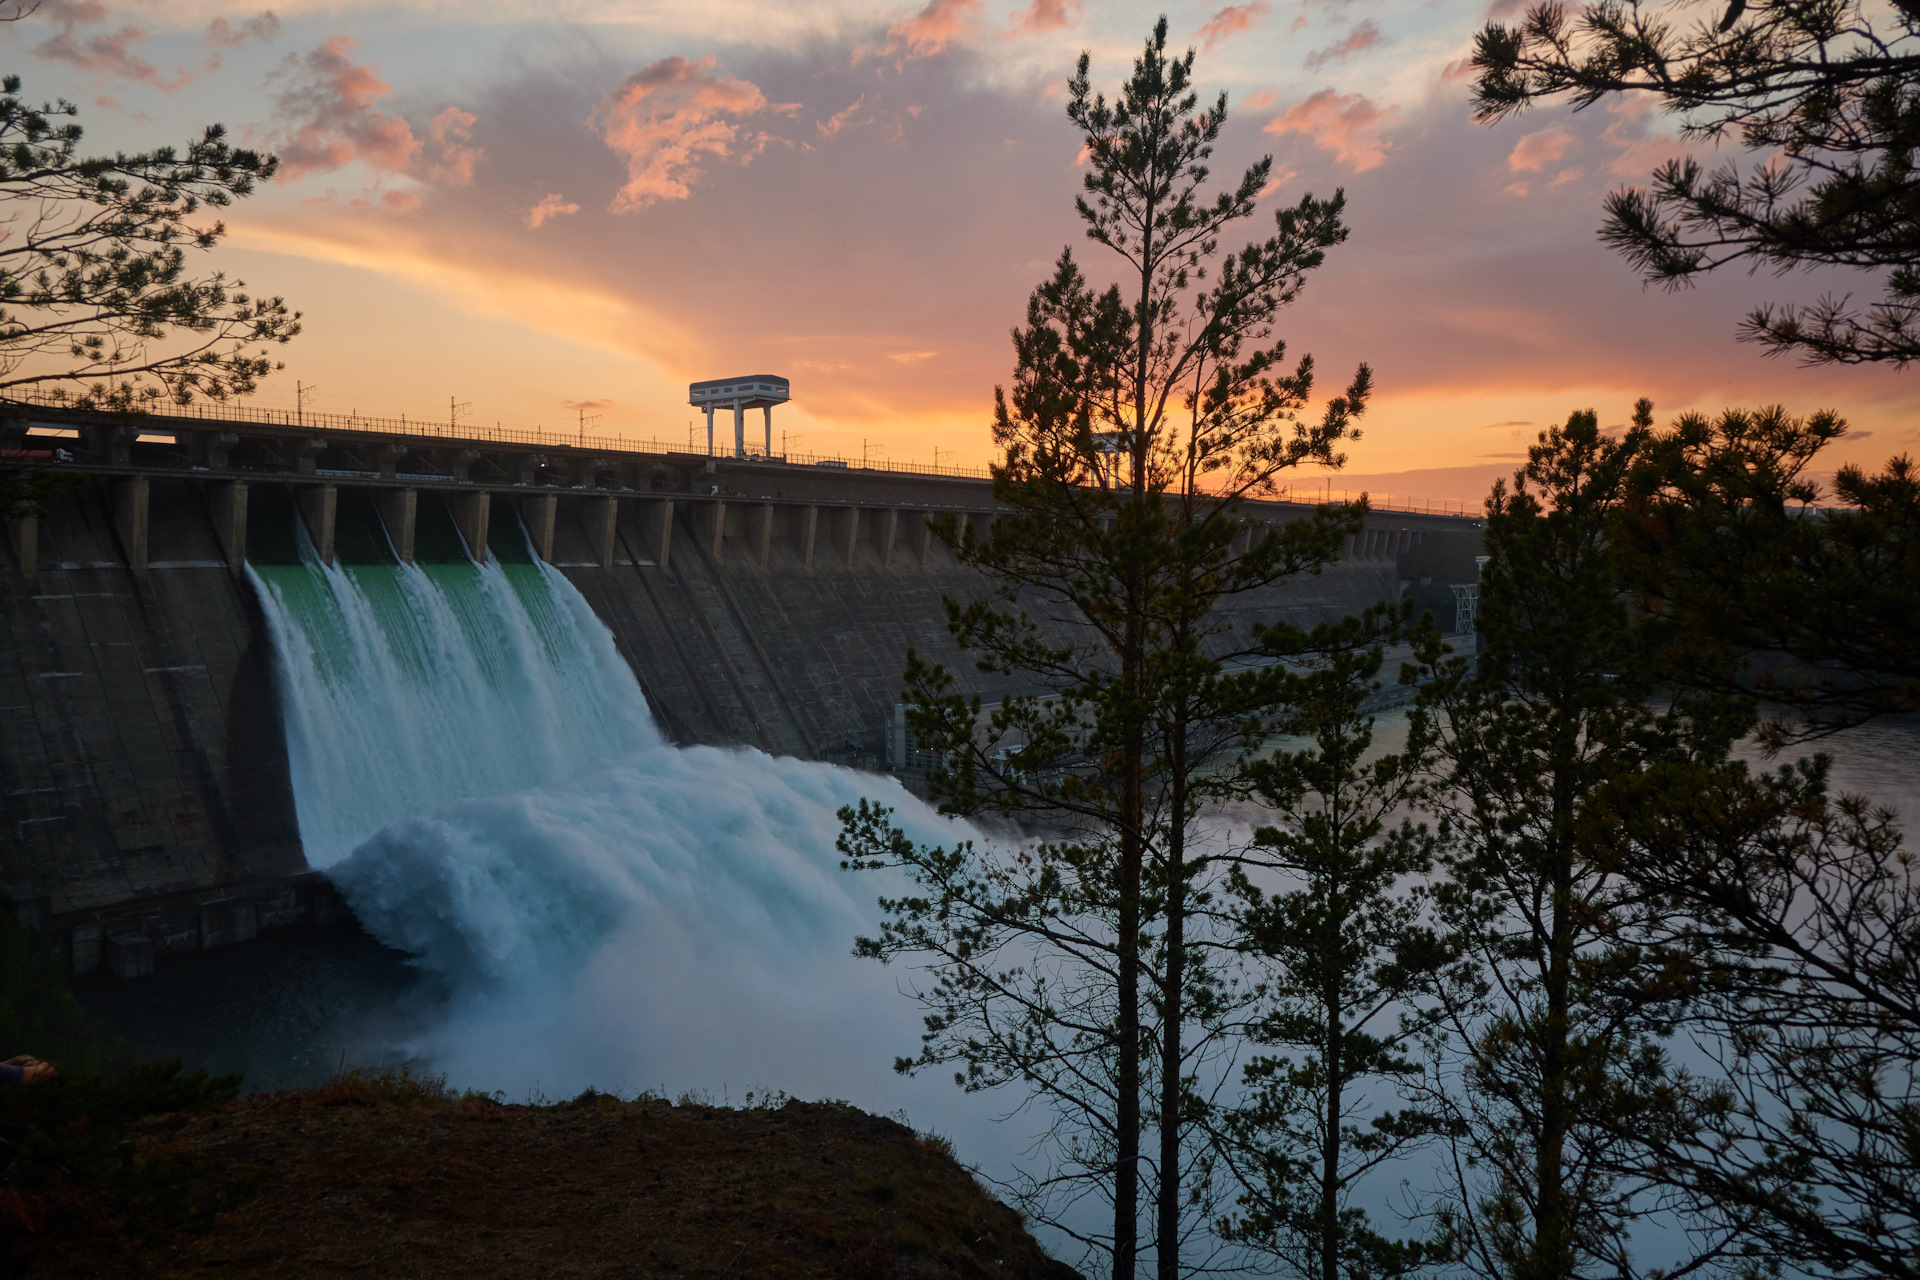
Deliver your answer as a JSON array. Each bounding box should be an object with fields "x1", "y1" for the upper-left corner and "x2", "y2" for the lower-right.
[{"x1": 689, "y1": 374, "x2": 791, "y2": 459}]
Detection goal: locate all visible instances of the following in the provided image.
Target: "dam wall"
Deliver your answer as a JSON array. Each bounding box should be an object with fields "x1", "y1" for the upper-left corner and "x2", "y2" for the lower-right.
[{"x1": 0, "y1": 405, "x2": 1483, "y2": 972}]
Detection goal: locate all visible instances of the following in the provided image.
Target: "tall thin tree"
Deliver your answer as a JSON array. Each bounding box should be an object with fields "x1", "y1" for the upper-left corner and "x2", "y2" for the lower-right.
[{"x1": 840, "y1": 18, "x2": 1371, "y2": 1278}]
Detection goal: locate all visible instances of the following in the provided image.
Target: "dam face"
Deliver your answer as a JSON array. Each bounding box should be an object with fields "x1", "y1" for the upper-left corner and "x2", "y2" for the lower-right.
[{"x1": 0, "y1": 405, "x2": 1484, "y2": 975}]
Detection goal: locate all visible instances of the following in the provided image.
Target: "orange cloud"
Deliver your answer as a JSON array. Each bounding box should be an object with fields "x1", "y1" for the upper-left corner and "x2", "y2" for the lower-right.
[
  {"x1": 1304, "y1": 20, "x2": 1386, "y2": 71},
  {"x1": 270, "y1": 37, "x2": 421, "y2": 181},
  {"x1": 860, "y1": 0, "x2": 984, "y2": 63},
  {"x1": 1009, "y1": 0, "x2": 1077, "y2": 35},
  {"x1": 1507, "y1": 125, "x2": 1576, "y2": 173},
  {"x1": 524, "y1": 192, "x2": 581, "y2": 230},
  {"x1": 818, "y1": 94, "x2": 871, "y2": 138},
  {"x1": 427, "y1": 107, "x2": 482, "y2": 186},
  {"x1": 1198, "y1": 3, "x2": 1269, "y2": 49},
  {"x1": 592, "y1": 55, "x2": 770, "y2": 214},
  {"x1": 1266, "y1": 90, "x2": 1397, "y2": 172}
]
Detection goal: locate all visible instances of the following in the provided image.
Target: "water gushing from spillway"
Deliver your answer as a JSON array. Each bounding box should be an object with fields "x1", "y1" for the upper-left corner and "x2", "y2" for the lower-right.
[
  {"x1": 244, "y1": 516, "x2": 1011, "y2": 1145},
  {"x1": 248, "y1": 545, "x2": 658, "y2": 868}
]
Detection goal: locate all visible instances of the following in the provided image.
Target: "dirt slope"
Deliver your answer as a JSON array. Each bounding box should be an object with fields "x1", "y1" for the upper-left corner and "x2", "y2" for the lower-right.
[{"x1": 18, "y1": 1074, "x2": 1082, "y2": 1280}]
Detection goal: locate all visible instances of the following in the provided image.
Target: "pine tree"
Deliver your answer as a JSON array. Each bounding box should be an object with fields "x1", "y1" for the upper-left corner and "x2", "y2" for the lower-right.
[
  {"x1": 839, "y1": 19, "x2": 1371, "y2": 1277},
  {"x1": 1218, "y1": 606, "x2": 1457, "y2": 1280},
  {"x1": 1407, "y1": 409, "x2": 1738, "y2": 1280}
]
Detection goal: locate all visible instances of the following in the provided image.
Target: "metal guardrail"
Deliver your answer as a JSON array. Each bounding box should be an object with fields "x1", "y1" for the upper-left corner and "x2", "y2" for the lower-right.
[
  {"x1": 4, "y1": 392, "x2": 1482, "y2": 517},
  {"x1": 2, "y1": 391, "x2": 998, "y2": 482}
]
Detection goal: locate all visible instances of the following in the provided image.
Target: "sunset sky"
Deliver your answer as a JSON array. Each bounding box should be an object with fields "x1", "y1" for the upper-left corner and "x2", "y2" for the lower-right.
[{"x1": 7, "y1": 0, "x2": 1916, "y2": 502}]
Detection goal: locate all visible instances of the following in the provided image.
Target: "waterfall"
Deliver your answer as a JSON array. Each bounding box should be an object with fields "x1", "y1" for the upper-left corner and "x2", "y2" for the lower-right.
[
  {"x1": 239, "y1": 501, "x2": 1010, "y2": 1142},
  {"x1": 249, "y1": 541, "x2": 657, "y2": 868}
]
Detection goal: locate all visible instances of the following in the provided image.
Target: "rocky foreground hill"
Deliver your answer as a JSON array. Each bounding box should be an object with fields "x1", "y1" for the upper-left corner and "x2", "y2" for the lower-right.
[{"x1": 13, "y1": 1071, "x2": 1083, "y2": 1279}]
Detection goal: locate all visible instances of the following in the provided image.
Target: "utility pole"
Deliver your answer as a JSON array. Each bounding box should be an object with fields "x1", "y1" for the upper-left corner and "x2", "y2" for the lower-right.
[
  {"x1": 450, "y1": 396, "x2": 472, "y2": 432},
  {"x1": 576, "y1": 406, "x2": 602, "y2": 446},
  {"x1": 297, "y1": 381, "x2": 317, "y2": 427}
]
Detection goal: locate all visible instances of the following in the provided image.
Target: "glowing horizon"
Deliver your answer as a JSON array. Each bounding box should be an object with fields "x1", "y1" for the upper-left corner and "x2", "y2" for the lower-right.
[{"x1": 5, "y1": 0, "x2": 1916, "y2": 503}]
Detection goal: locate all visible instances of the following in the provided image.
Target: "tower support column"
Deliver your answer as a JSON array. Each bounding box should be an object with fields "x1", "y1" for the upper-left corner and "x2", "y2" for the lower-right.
[
  {"x1": 705, "y1": 406, "x2": 715, "y2": 456},
  {"x1": 764, "y1": 405, "x2": 773, "y2": 457},
  {"x1": 733, "y1": 404, "x2": 746, "y2": 459}
]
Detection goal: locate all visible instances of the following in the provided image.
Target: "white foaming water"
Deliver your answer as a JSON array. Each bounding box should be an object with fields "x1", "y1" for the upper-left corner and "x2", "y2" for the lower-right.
[
  {"x1": 249, "y1": 550, "x2": 657, "y2": 867},
  {"x1": 248, "y1": 534, "x2": 1023, "y2": 1162}
]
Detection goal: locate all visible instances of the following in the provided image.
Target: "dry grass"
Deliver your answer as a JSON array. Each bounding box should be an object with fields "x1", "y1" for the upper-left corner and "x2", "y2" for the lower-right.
[{"x1": 11, "y1": 1069, "x2": 1080, "y2": 1279}]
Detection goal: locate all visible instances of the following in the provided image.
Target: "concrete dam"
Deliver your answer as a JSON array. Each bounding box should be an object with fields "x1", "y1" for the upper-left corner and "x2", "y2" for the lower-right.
[{"x1": 0, "y1": 404, "x2": 1484, "y2": 977}]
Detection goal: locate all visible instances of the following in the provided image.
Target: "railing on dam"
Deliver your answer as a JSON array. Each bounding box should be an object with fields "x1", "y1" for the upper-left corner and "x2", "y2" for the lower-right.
[
  {"x1": 2, "y1": 390, "x2": 1485, "y2": 516},
  {"x1": 2, "y1": 389, "x2": 999, "y2": 483}
]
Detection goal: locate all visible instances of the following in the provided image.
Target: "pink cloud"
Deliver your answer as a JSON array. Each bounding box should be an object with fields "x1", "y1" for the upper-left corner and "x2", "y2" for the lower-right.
[
  {"x1": 206, "y1": 12, "x2": 280, "y2": 48},
  {"x1": 1198, "y1": 3, "x2": 1270, "y2": 49},
  {"x1": 1304, "y1": 19, "x2": 1385, "y2": 71},
  {"x1": 1266, "y1": 89, "x2": 1397, "y2": 172},
  {"x1": 524, "y1": 192, "x2": 581, "y2": 230},
  {"x1": 859, "y1": 0, "x2": 984, "y2": 64},
  {"x1": 31, "y1": 0, "x2": 195, "y2": 91},
  {"x1": 1241, "y1": 87, "x2": 1280, "y2": 112},
  {"x1": 818, "y1": 94, "x2": 872, "y2": 139},
  {"x1": 592, "y1": 55, "x2": 770, "y2": 214},
  {"x1": 427, "y1": 106, "x2": 482, "y2": 186},
  {"x1": 1009, "y1": 0, "x2": 1077, "y2": 35},
  {"x1": 1440, "y1": 56, "x2": 1475, "y2": 83},
  {"x1": 1507, "y1": 125, "x2": 1576, "y2": 172},
  {"x1": 269, "y1": 37, "x2": 421, "y2": 181},
  {"x1": 1603, "y1": 95, "x2": 1691, "y2": 179}
]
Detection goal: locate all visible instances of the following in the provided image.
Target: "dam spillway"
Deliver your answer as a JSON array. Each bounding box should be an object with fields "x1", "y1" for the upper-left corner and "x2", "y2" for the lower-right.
[
  {"x1": 0, "y1": 403, "x2": 1486, "y2": 974},
  {"x1": 247, "y1": 492, "x2": 655, "y2": 867}
]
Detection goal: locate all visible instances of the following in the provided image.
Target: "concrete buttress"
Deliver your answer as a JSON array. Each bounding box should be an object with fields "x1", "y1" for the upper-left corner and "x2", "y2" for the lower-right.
[
  {"x1": 524, "y1": 492, "x2": 558, "y2": 563},
  {"x1": 210, "y1": 482, "x2": 247, "y2": 573},
  {"x1": 114, "y1": 476, "x2": 149, "y2": 570},
  {"x1": 452, "y1": 492, "x2": 489, "y2": 563},
  {"x1": 795, "y1": 506, "x2": 818, "y2": 568},
  {"x1": 378, "y1": 489, "x2": 416, "y2": 564},
  {"x1": 748, "y1": 504, "x2": 774, "y2": 568},
  {"x1": 644, "y1": 499, "x2": 673, "y2": 567},
  {"x1": 833, "y1": 507, "x2": 860, "y2": 565},
  {"x1": 585, "y1": 496, "x2": 618, "y2": 569},
  {"x1": 874, "y1": 509, "x2": 897, "y2": 566},
  {"x1": 697, "y1": 501, "x2": 725, "y2": 560},
  {"x1": 7, "y1": 514, "x2": 35, "y2": 576},
  {"x1": 297, "y1": 485, "x2": 337, "y2": 566}
]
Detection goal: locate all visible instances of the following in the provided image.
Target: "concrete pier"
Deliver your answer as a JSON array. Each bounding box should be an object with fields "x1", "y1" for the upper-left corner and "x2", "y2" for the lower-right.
[
  {"x1": 114, "y1": 476, "x2": 149, "y2": 570},
  {"x1": 698, "y1": 500, "x2": 725, "y2": 560},
  {"x1": 584, "y1": 496, "x2": 618, "y2": 569},
  {"x1": 833, "y1": 507, "x2": 860, "y2": 564},
  {"x1": 643, "y1": 500, "x2": 674, "y2": 568},
  {"x1": 211, "y1": 482, "x2": 247, "y2": 572},
  {"x1": 796, "y1": 506, "x2": 818, "y2": 568},
  {"x1": 378, "y1": 489, "x2": 416, "y2": 564},
  {"x1": 452, "y1": 491, "x2": 489, "y2": 562},
  {"x1": 747, "y1": 503, "x2": 774, "y2": 568},
  {"x1": 297, "y1": 485, "x2": 337, "y2": 566},
  {"x1": 8, "y1": 514, "x2": 35, "y2": 576},
  {"x1": 525, "y1": 492, "x2": 558, "y2": 563}
]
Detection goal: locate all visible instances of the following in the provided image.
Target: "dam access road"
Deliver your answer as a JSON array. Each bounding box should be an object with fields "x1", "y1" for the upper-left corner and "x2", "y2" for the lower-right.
[{"x1": 0, "y1": 401, "x2": 1483, "y2": 978}]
